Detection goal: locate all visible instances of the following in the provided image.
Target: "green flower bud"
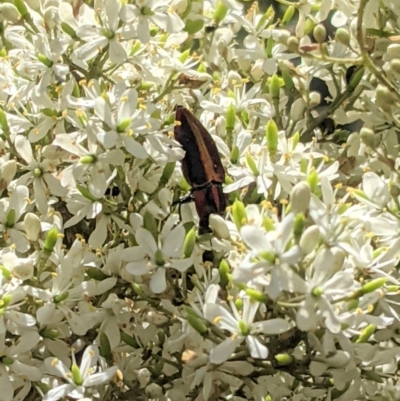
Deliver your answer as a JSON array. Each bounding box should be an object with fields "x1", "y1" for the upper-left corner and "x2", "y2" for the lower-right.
[
  {"x1": 77, "y1": 185, "x2": 98, "y2": 201},
  {"x1": 53, "y1": 291, "x2": 69, "y2": 304},
  {"x1": 61, "y1": 22, "x2": 77, "y2": 39},
  {"x1": 353, "y1": 189, "x2": 368, "y2": 200},
  {"x1": 130, "y1": 40, "x2": 141, "y2": 56},
  {"x1": 179, "y1": 49, "x2": 190, "y2": 63},
  {"x1": 212, "y1": 71, "x2": 221, "y2": 83},
  {"x1": 241, "y1": 109, "x2": 249, "y2": 124},
  {"x1": 266, "y1": 119, "x2": 278, "y2": 155},
  {"x1": 232, "y1": 200, "x2": 247, "y2": 230},
  {"x1": 5, "y1": 209, "x2": 15, "y2": 228},
  {"x1": 238, "y1": 320, "x2": 250, "y2": 336},
  {"x1": 13, "y1": 0, "x2": 28, "y2": 17},
  {"x1": 33, "y1": 167, "x2": 42, "y2": 178},
  {"x1": 86, "y1": 267, "x2": 109, "y2": 281},
  {"x1": 313, "y1": 24, "x2": 326, "y2": 43},
  {"x1": 43, "y1": 225, "x2": 58, "y2": 253},
  {"x1": 290, "y1": 181, "x2": 311, "y2": 214},
  {"x1": 159, "y1": 162, "x2": 175, "y2": 186},
  {"x1": 347, "y1": 67, "x2": 364, "y2": 92},
  {"x1": 262, "y1": 216, "x2": 274, "y2": 232},
  {"x1": 143, "y1": 212, "x2": 158, "y2": 242},
  {"x1": 259, "y1": 250, "x2": 275, "y2": 263},
  {"x1": 183, "y1": 227, "x2": 196, "y2": 258},
  {"x1": 155, "y1": 249, "x2": 164, "y2": 266},
  {"x1": 293, "y1": 213, "x2": 305, "y2": 242},
  {"x1": 213, "y1": 0, "x2": 228, "y2": 23},
  {"x1": 149, "y1": 26, "x2": 159, "y2": 36},
  {"x1": 24, "y1": 212, "x2": 41, "y2": 242},
  {"x1": 306, "y1": 170, "x2": 319, "y2": 194},
  {"x1": 184, "y1": 18, "x2": 204, "y2": 35},
  {"x1": 281, "y1": 6, "x2": 295, "y2": 25},
  {"x1": 100, "y1": 92, "x2": 110, "y2": 103},
  {"x1": 230, "y1": 146, "x2": 239, "y2": 164},
  {"x1": 245, "y1": 288, "x2": 268, "y2": 302},
  {"x1": 360, "y1": 127, "x2": 375, "y2": 148},
  {"x1": 356, "y1": 324, "x2": 376, "y2": 343},
  {"x1": 0, "y1": 294, "x2": 12, "y2": 308},
  {"x1": 347, "y1": 298, "x2": 358, "y2": 310},
  {"x1": 0, "y1": 265, "x2": 11, "y2": 280},
  {"x1": 245, "y1": 152, "x2": 259, "y2": 176},
  {"x1": 2, "y1": 356, "x2": 14, "y2": 365},
  {"x1": 281, "y1": 67, "x2": 295, "y2": 91},
  {"x1": 219, "y1": 259, "x2": 230, "y2": 288},
  {"x1": 360, "y1": 277, "x2": 387, "y2": 294},
  {"x1": 138, "y1": 81, "x2": 155, "y2": 91},
  {"x1": 0, "y1": 108, "x2": 9, "y2": 131},
  {"x1": 226, "y1": 104, "x2": 236, "y2": 130},
  {"x1": 185, "y1": 307, "x2": 208, "y2": 335},
  {"x1": 121, "y1": 332, "x2": 139, "y2": 348},
  {"x1": 256, "y1": 6, "x2": 274, "y2": 31},
  {"x1": 79, "y1": 155, "x2": 96, "y2": 164},
  {"x1": 227, "y1": 89, "x2": 235, "y2": 99},
  {"x1": 42, "y1": 108, "x2": 59, "y2": 117},
  {"x1": 312, "y1": 286, "x2": 324, "y2": 297},
  {"x1": 117, "y1": 118, "x2": 132, "y2": 132},
  {"x1": 269, "y1": 74, "x2": 281, "y2": 99},
  {"x1": 304, "y1": 19, "x2": 315, "y2": 35},
  {"x1": 291, "y1": 132, "x2": 300, "y2": 149},
  {"x1": 179, "y1": 176, "x2": 191, "y2": 192},
  {"x1": 99, "y1": 332, "x2": 112, "y2": 362},
  {"x1": 266, "y1": 36, "x2": 274, "y2": 58},
  {"x1": 300, "y1": 159, "x2": 308, "y2": 174},
  {"x1": 235, "y1": 297, "x2": 243, "y2": 310},
  {"x1": 40, "y1": 328, "x2": 59, "y2": 339},
  {"x1": 71, "y1": 363, "x2": 83, "y2": 386},
  {"x1": 274, "y1": 353, "x2": 294, "y2": 365},
  {"x1": 37, "y1": 53, "x2": 53, "y2": 68},
  {"x1": 335, "y1": 27, "x2": 350, "y2": 46}
]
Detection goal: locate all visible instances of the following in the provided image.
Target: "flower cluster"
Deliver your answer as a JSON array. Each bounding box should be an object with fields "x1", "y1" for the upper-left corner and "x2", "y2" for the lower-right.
[{"x1": 0, "y1": 0, "x2": 400, "y2": 400}]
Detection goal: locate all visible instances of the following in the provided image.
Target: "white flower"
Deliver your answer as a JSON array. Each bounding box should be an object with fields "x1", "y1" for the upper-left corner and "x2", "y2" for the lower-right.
[
  {"x1": 0, "y1": 330, "x2": 42, "y2": 401},
  {"x1": 32, "y1": 33, "x2": 70, "y2": 95},
  {"x1": 43, "y1": 345, "x2": 118, "y2": 401},
  {"x1": 73, "y1": 0, "x2": 128, "y2": 64},
  {"x1": 122, "y1": 218, "x2": 192, "y2": 294},
  {"x1": 53, "y1": 128, "x2": 124, "y2": 199},
  {"x1": 233, "y1": 214, "x2": 303, "y2": 300},
  {"x1": 295, "y1": 246, "x2": 356, "y2": 334},
  {"x1": 204, "y1": 296, "x2": 290, "y2": 364},
  {"x1": 120, "y1": 0, "x2": 184, "y2": 44},
  {"x1": 13, "y1": 135, "x2": 67, "y2": 214},
  {"x1": 0, "y1": 185, "x2": 31, "y2": 253},
  {"x1": 94, "y1": 88, "x2": 155, "y2": 157},
  {"x1": 0, "y1": 283, "x2": 36, "y2": 335}
]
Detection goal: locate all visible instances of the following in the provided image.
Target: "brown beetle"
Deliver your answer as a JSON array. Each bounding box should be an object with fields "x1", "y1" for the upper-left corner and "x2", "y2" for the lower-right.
[{"x1": 174, "y1": 106, "x2": 226, "y2": 234}]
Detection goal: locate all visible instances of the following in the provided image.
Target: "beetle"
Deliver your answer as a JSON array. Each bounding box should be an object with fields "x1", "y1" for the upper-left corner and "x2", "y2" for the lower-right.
[{"x1": 174, "y1": 106, "x2": 226, "y2": 234}]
